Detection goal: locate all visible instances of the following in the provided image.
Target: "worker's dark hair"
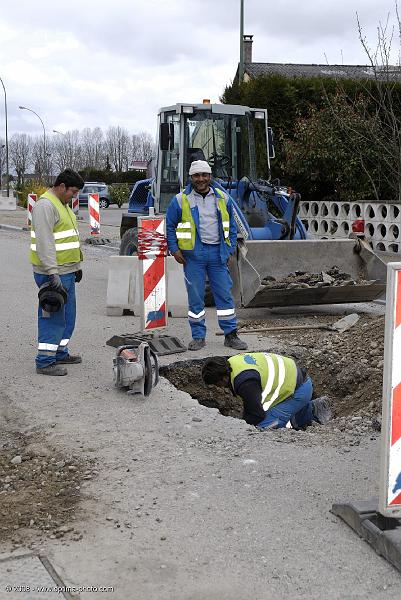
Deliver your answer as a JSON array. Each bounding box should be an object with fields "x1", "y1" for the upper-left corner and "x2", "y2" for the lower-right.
[
  {"x1": 202, "y1": 356, "x2": 230, "y2": 385},
  {"x1": 54, "y1": 169, "x2": 84, "y2": 189}
]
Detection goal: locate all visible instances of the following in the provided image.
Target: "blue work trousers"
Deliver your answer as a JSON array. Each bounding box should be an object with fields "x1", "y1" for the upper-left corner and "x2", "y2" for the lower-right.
[
  {"x1": 257, "y1": 377, "x2": 314, "y2": 429},
  {"x1": 183, "y1": 243, "x2": 237, "y2": 339},
  {"x1": 34, "y1": 272, "x2": 77, "y2": 368}
]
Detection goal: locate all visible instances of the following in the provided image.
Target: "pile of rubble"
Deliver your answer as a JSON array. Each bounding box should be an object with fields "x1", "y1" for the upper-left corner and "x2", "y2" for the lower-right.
[
  {"x1": 0, "y1": 429, "x2": 94, "y2": 547},
  {"x1": 262, "y1": 266, "x2": 374, "y2": 289}
]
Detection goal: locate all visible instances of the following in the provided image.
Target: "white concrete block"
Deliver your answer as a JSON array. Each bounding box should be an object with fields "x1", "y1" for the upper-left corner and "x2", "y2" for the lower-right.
[
  {"x1": 0, "y1": 194, "x2": 17, "y2": 210},
  {"x1": 106, "y1": 255, "x2": 188, "y2": 318}
]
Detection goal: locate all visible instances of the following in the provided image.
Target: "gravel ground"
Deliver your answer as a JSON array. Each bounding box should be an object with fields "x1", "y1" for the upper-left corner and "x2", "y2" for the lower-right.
[{"x1": 0, "y1": 222, "x2": 400, "y2": 599}]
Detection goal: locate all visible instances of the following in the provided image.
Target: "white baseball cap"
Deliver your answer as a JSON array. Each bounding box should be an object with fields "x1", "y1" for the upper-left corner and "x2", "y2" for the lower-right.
[{"x1": 189, "y1": 160, "x2": 212, "y2": 175}]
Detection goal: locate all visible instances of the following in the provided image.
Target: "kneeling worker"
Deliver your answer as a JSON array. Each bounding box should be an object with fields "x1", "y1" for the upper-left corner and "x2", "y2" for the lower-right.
[{"x1": 201, "y1": 353, "x2": 331, "y2": 430}]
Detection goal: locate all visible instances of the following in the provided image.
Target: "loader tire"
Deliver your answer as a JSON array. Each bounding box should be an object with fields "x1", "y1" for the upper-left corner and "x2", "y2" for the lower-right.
[{"x1": 120, "y1": 227, "x2": 138, "y2": 256}]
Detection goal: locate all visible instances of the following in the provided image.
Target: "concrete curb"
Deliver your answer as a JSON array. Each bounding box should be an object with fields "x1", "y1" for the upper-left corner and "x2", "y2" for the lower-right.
[{"x1": 0, "y1": 223, "x2": 29, "y2": 232}]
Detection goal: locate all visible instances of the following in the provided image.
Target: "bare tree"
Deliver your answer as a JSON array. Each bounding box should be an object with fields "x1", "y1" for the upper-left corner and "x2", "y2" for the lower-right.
[
  {"x1": 81, "y1": 127, "x2": 105, "y2": 169},
  {"x1": 53, "y1": 130, "x2": 82, "y2": 172},
  {"x1": 131, "y1": 131, "x2": 155, "y2": 162},
  {"x1": 105, "y1": 126, "x2": 131, "y2": 172},
  {"x1": 9, "y1": 133, "x2": 33, "y2": 187}
]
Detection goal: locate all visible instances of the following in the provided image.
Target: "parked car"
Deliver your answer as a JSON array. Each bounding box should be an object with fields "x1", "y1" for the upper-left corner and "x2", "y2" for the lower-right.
[{"x1": 78, "y1": 182, "x2": 114, "y2": 209}]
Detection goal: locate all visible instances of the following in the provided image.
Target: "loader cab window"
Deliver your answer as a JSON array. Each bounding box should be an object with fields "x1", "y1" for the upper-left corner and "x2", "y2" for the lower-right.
[
  {"x1": 236, "y1": 115, "x2": 269, "y2": 182},
  {"x1": 160, "y1": 113, "x2": 181, "y2": 212},
  {"x1": 185, "y1": 111, "x2": 236, "y2": 182}
]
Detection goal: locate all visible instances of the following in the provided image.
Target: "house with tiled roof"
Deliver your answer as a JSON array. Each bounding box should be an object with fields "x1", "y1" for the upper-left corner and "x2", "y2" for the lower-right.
[{"x1": 237, "y1": 35, "x2": 401, "y2": 83}]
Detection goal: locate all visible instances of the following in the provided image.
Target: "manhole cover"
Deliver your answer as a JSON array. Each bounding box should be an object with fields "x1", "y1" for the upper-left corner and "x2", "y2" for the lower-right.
[{"x1": 0, "y1": 553, "x2": 76, "y2": 599}]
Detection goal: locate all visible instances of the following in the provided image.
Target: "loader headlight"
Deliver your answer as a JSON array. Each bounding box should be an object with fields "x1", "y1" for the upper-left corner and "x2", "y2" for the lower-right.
[{"x1": 253, "y1": 111, "x2": 265, "y2": 120}]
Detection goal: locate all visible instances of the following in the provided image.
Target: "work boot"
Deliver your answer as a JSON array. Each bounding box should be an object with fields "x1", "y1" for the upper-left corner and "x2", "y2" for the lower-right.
[
  {"x1": 56, "y1": 354, "x2": 82, "y2": 364},
  {"x1": 36, "y1": 364, "x2": 68, "y2": 376},
  {"x1": 224, "y1": 331, "x2": 248, "y2": 351},
  {"x1": 188, "y1": 339, "x2": 206, "y2": 351},
  {"x1": 312, "y1": 396, "x2": 332, "y2": 425}
]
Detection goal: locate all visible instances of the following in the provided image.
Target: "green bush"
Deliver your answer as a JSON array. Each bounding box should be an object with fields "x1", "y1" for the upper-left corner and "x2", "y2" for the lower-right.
[
  {"x1": 16, "y1": 181, "x2": 47, "y2": 208},
  {"x1": 109, "y1": 183, "x2": 130, "y2": 208}
]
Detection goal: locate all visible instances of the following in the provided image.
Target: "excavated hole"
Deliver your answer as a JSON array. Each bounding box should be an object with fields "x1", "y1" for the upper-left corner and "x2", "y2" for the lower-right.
[
  {"x1": 160, "y1": 359, "x2": 243, "y2": 420},
  {"x1": 161, "y1": 314, "x2": 385, "y2": 424}
]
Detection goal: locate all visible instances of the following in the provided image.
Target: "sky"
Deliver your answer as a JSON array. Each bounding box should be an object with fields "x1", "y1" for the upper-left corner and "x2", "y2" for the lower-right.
[{"x1": 0, "y1": 0, "x2": 399, "y2": 141}]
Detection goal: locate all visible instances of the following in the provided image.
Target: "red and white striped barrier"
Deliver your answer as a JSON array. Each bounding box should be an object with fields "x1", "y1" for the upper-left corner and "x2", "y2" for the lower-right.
[
  {"x1": 27, "y1": 193, "x2": 37, "y2": 227},
  {"x1": 380, "y1": 262, "x2": 401, "y2": 518},
  {"x1": 88, "y1": 193, "x2": 100, "y2": 235},
  {"x1": 71, "y1": 194, "x2": 79, "y2": 216},
  {"x1": 137, "y1": 216, "x2": 168, "y2": 331}
]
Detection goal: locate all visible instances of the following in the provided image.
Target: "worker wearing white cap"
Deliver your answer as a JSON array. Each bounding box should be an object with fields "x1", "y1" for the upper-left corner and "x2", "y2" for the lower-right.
[{"x1": 166, "y1": 160, "x2": 247, "y2": 351}]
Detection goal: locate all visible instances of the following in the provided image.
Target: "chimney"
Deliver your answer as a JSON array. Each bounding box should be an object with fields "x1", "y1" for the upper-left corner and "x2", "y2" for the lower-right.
[{"x1": 243, "y1": 34, "x2": 253, "y2": 63}]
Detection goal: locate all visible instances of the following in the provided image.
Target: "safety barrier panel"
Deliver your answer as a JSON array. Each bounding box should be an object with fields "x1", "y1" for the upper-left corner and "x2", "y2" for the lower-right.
[
  {"x1": 380, "y1": 262, "x2": 401, "y2": 517},
  {"x1": 88, "y1": 193, "x2": 100, "y2": 235},
  {"x1": 300, "y1": 200, "x2": 401, "y2": 253},
  {"x1": 27, "y1": 193, "x2": 37, "y2": 227},
  {"x1": 137, "y1": 216, "x2": 168, "y2": 331},
  {"x1": 71, "y1": 195, "x2": 79, "y2": 216}
]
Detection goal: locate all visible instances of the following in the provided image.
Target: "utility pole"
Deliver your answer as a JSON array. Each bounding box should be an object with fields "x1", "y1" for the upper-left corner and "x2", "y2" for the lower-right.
[
  {"x1": 0, "y1": 76, "x2": 9, "y2": 195},
  {"x1": 239, "y1": 0, "x2": 244, "y2": 83}
]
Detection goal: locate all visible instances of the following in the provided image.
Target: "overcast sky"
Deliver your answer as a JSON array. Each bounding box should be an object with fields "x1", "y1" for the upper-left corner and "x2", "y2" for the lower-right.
[{"x1": 0, "y1": 0, "x2": 398, "y2": 140}]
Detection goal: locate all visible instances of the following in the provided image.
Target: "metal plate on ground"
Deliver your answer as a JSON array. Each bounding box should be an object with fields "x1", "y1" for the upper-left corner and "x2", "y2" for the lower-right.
[
  {"x1": 332, "y1": 499, "x2": 401, "y2": 573},
  {"x1": 106, "y1": 333, "x2": 186, "y2": 356},
  {"x1": 0, "y1": 553, "x2": 76, "y2": 599},
  {"x1": 84, "y1": 237, "x2": 111, "y2": 245}
]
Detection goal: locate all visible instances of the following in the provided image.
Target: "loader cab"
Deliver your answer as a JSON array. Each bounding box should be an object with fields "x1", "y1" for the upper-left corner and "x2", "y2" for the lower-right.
[{"x1": 156, "y1": 103, "x2": 272, "y2": 213}]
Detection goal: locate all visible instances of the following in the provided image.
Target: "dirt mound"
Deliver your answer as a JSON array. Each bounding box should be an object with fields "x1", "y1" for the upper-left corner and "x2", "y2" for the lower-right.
[
  {"x1": 0, "y1": 428, "x2": 95, "y2": 548},
  {"x1": 161, "y1": 314, "x2": 384, "y2": 426},
  {"x1": 262, "y1": 266, "x2": 373, "y2": 289}
]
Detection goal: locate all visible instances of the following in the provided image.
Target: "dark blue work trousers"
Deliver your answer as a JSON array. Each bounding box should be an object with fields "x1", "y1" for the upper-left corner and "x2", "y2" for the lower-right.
[
  {"x1": 34, "y1": 272, "x2": 77, "y2": 368},
  {"x1": 183, "y1": 243, "x2": 237, "y2": 339},
  {"x1": 257, "y1": 377, "x2": 314, "y2": 429}
]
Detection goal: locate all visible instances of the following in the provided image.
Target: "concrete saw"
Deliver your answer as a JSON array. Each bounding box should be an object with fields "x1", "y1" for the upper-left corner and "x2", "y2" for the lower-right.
[{"x1": 113, "y1": 343, "x2": 159, "y2": 395}]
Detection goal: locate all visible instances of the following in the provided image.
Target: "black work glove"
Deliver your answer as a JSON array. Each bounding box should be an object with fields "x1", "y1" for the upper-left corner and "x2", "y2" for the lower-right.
[
  {"x1": 75, "y1": 269, "x2": 83, "y2": 283},
  {"x1": 48, "y1": 273, "x2": 63, "y2": 291}
]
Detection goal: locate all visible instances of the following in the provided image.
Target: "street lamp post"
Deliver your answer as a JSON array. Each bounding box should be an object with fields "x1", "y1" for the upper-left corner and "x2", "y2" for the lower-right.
[
  {"x1": 0, "y1": 144, "x2": 5, "y2": 193},
  {"x1": 19, "y1": 105, "x2": 47, "y2": 180},
  {"x1": 0, "y1": 76, "x2": 9, "y2": 195}
]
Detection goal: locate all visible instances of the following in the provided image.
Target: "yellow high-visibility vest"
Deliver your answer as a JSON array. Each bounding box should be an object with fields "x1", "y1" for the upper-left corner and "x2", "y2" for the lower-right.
[
  {"x1": 228, "y1": 352, "x2": 298, "y2": 411},
  {"x1": 176, "y1": 188, "x2": 231, "y2": 250},
  {"x1": 30, "y1": 191, "x2": 81, "y2": 266}
]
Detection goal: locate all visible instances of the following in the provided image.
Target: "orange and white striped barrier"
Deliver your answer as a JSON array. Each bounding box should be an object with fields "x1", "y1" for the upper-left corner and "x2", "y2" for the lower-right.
[
  {"x1": 88, "y1": 193, "x2": 100, "y2": 235},
  {"x1": 137, "y1": 216, "x2": 168, "y2": 331},
  {"x1": 27, "y1": 193, "x2": 37, "y2": 227},
  {"x1": 380, "y1": 262, "x2": 401, "y2": 518}
]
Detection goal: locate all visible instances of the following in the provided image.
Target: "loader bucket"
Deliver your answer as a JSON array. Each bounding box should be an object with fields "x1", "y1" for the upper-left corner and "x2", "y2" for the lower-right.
[{"x1": 231, "y1": 238, "x2": 387, "y2": 308}]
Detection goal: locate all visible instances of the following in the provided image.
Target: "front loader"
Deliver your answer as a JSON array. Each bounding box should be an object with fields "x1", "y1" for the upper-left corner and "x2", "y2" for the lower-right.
[{"x1": 119, "y1": 101, "x2": 386, "y2": 307}]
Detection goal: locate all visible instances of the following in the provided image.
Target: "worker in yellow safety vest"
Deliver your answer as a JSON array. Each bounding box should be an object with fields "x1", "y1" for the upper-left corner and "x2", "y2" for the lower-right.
[
  {"x1": 202, "y1": 353, "x2": 331, "y2": 430},
  {"x1": 30, "y1": 169, "x2": 85, "y2": 376},
  {"x1": 166, "y1": 160, "x2": 247, "y2": 352}
]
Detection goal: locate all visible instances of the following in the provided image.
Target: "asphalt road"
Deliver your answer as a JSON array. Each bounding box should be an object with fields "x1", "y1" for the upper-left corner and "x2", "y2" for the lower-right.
[
  {"x1": 0, "y1": 227, "x2": 400, "y2": 599},
  {"x1": 78, "y1": 204, "x2": 128, "y2": 228}
]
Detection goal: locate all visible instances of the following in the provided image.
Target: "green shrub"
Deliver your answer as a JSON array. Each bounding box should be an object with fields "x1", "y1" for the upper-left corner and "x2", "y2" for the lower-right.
[
  {"x1": 16, "y1": 181, "x2": 47, "y2": 208},
  {"x1": 109, "y1": 183, "x2": 130, "y2": 208}
]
